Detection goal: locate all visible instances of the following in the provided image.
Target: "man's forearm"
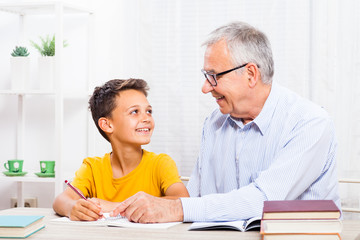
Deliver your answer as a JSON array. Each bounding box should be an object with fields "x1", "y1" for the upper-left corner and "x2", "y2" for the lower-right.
[{"x1": 171, "y1": 199, "x2": 184, "y2": 222}]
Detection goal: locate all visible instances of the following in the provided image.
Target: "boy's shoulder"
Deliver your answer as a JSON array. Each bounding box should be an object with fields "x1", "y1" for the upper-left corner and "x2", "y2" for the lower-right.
[
  {"x1": 142, "y1": 150, "x2": 178, "y2": 174},
  {"x1": 83, "y1": 153, "x2": 111, "y2": 165},
  {"x1": 143, "y1": 150, "x2": 174, "y2": 163}
]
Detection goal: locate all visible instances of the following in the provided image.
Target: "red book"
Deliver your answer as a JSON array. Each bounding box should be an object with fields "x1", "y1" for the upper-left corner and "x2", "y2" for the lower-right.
[{"x1": 262, "y1": 200, "x2": 341, "y2": 220}]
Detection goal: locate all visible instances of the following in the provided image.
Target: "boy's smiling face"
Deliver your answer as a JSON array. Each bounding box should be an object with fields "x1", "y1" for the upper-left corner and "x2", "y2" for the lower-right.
[{"x1": 108, "y1": 89, "x2": 154, "y2": 146}]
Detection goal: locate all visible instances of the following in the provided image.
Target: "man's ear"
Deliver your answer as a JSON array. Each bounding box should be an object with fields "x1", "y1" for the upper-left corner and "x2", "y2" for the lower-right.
[
  {"x1": 246, "y1": 63, "x2": 259, "y2": 88},
  {"x1": 98, "y1": 117, "x2": 113, "y2": 133}
]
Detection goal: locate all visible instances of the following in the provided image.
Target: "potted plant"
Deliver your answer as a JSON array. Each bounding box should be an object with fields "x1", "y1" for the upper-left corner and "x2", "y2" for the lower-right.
[
  {"x1": 11, "y1": 46, "x2": 30, "y2": 57},
  {"x1": 30, "y1": 35, "x2": 68, "y2": 91},
  {"x1": 10, "y1": 46, "x2": 30, "y2": 90}
]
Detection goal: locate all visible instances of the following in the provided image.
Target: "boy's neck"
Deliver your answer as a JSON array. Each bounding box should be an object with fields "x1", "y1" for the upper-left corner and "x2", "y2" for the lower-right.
[{"x1": 110, "y1": 145, "x2": 143, "y2": 178}]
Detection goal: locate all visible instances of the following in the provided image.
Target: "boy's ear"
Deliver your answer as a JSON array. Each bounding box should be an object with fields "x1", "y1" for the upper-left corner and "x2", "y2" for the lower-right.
[{"x1": 98, "y1": 117, "x2": 113, "y2": 133}]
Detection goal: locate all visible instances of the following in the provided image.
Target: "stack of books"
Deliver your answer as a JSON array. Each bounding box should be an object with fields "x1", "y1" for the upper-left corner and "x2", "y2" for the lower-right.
[
  {"x1": 0, "y1": 215, "x2": 45, "y2": 238},
  {"x1": 260, "y1": 200, "x2": 342, "y2": 240}
]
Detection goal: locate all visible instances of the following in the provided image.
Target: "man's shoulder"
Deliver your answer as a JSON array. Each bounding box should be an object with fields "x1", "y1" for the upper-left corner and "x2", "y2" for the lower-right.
[{"x1": 277, "y1": 84, "x2": 330, "y2": 121}]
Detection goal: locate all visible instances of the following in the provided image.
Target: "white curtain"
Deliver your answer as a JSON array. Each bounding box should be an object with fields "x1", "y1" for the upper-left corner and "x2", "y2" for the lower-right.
[
  {"x1": 95, "y1": 0, "x2": 360, "y2": 215},
  {"x1": 1, "y1": 0, "x2": 358, "y2": 213}
]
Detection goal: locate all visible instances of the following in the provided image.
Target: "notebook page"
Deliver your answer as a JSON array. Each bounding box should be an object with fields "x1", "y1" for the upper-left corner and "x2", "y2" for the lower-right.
[{"x1": 50, "y1": 213, "x2": 181, "y2": 229}]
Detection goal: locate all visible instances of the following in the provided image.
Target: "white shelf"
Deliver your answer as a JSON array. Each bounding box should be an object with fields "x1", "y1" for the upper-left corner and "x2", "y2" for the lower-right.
[
  {"x1": 0, "y1": 174, "x2": 56, "y2": 183},
  {"x1": 0, "y1": 1, "x2": 93, "y2": 15},
  {"x1": 0, "y1": 90, "x2": 89, "y2": 98},
  {"x1": 64, "y1": 91, "x2": 91, "y2": 99},
  {"x1": 0, "y1": 90, "x2": 55, "y2": 95},
  {"x1": 0, "y1": 1, "x2": 93, "y2": 208}
]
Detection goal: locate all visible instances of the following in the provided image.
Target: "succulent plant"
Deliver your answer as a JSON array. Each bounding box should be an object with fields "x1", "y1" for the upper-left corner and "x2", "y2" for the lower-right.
[
  {"x1": 11, "y1": 46, "x2": 30, "y2": 57},
  {"x1": 30, "y1": 34, "x2": 68, "y2": 57}
]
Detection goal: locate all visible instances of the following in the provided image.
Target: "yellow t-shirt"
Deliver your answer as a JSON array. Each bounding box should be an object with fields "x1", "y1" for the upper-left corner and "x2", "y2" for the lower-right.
[{"x1": 71, "y1": 150, "x2": 182, "y2": 202}]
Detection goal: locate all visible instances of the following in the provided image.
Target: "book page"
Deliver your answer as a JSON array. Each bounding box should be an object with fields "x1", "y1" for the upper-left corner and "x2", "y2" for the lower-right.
[
  {"x1": 106, "y1": 219, "x2": 181, "y2": 229},
  {"x1": 188, "y1": 220, "x2": 247, "y2": 231},
  {"x1": 50, "y1": 213, "x2": 181, "y2": 229},
  {"x1": 188, "y1": 216, "x2": 261, "y2": 232},
  {"x1": 50, "y1": 216, "x2": 108, "y2": 226},
  {"x1": 244, "y1": 216, "x2": 261, "y2": 230}
]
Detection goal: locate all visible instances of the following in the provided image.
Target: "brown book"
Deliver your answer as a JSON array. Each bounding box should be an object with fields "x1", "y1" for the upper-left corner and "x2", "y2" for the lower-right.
[
  {"x1": 262, "y1": 233, "x2": 341, "y2": 240},
  {"x1": 262, "y1": 200, "x2": 341, "y2": 220}
]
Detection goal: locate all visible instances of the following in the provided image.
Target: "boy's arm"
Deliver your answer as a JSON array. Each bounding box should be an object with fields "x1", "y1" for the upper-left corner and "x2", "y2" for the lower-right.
[
  {"x1": 156, "y1": 154, "x2": 190, "y2": 199},
  {"x1": 163, "y1": 182, "x2": 189, "y2": 199},
  {"x1": 53, "y1": 187, "x2": 103, "y2": 221}
]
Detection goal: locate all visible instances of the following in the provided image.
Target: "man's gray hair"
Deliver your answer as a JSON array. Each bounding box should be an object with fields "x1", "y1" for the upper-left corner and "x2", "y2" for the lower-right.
[{"x1": 202, "y1": 21, "x2": 274, "y2": 84}]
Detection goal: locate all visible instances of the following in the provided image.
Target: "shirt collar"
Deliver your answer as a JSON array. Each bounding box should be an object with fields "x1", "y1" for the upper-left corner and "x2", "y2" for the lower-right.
[{"x1": 252, "y1": 82, "x2": 280, "y2": 135}]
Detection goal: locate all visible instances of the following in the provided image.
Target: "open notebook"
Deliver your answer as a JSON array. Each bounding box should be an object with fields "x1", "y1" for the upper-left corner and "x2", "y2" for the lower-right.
[{"x1": 50, "y1": 213, "x2": 181, "y2": 229}]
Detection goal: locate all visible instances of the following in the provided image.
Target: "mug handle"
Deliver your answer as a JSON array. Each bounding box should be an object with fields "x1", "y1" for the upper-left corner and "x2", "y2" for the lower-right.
[{"x1": 4, "y1": 162, "x2": 9, "y2": 170}]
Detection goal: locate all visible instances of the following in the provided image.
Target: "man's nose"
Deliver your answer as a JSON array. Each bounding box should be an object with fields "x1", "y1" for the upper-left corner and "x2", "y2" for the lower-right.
[{"x1": 201, "y1": 79, "x2": 214, "y2": 94}]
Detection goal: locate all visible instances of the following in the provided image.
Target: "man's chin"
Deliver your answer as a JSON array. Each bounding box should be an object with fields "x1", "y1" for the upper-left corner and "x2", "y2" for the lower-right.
[{"x1": 218, "y1": 107, "x2": 230, "y2": 115}]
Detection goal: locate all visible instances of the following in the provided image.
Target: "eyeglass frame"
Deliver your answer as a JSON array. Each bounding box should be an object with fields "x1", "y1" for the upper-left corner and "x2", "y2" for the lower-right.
[{"x1": 201, "y1": 63, "x2": 255, "y2": 87}]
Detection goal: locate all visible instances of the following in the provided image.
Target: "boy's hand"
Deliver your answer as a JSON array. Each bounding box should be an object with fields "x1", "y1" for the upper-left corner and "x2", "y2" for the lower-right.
[
  {"x1": 69, "y1": 198, "x2": 103, "y2": 221},
  {"x1": 91, "y1": 198, "x2": 120, "y2": 213}
]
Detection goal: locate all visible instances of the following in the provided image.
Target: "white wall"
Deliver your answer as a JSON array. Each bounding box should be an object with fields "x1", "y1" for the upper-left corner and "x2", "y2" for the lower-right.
[{"x1": 0, "y1": 0, "x2": 359, "y2": 218}]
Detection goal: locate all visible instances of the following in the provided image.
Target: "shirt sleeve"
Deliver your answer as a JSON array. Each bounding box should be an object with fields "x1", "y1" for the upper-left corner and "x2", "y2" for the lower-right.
[
  {"x1": 156, "y1": 154, "x2": 182, "y2": 195},
  {"x1": 181, "y1": 116, "x2": 338, "y2": 222},
  {"x1": 71, "y1": 158, "x2": 95, "y2": 198}
]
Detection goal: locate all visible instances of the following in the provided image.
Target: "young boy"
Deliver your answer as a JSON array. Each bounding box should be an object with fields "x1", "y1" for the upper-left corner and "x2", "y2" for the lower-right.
[{"x1": 53, "y1": 79, "x2": 189, "y2": 221}]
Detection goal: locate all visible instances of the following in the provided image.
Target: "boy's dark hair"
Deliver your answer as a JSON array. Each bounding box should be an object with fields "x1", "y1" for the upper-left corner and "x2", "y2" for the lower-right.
[{"x1": 88, "y1": 78, "x2": 149, "y2": 142}]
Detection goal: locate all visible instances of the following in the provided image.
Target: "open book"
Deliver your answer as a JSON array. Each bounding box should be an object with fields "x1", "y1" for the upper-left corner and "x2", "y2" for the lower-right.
[
  {"x1": 188, "y1": 216, "x2": 261, "y2": 231},
  {"x1": 50, "y1": 213, "x2": 181, "y2": 229}
]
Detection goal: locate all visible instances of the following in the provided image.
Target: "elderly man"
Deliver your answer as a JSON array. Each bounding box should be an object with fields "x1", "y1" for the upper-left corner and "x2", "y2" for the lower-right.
[{"x1": 111, "y1": 21, "x2": 340, "y2": 223}]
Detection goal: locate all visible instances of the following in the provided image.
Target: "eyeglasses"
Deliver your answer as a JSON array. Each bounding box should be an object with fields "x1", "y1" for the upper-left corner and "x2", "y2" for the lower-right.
[{"x1": 201, "y1": 63, "x2": 249, "y2": 87}]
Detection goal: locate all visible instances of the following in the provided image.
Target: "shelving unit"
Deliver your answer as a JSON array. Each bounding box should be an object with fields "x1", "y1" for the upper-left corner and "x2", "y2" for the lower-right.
[{"x1": 0, "y1": 1, "x2": 93, "y2": 207}]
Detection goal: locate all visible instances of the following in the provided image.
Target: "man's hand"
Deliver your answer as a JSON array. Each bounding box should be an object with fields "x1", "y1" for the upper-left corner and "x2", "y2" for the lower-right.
[
  {"x1": 110, "y1": 191, "x2": 184, "y2": 223},
  {"x1": 68, "y1": 198, "x2": 103, "y2": 221}
]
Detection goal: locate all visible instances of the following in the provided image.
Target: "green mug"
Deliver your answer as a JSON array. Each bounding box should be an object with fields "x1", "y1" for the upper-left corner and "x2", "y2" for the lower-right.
[
  {"x1": 4, "y1": 159, "x2": 24, "y2": 173},
  {"x1": 40, "y1": 160, "x2": 55, "y2": 174}
]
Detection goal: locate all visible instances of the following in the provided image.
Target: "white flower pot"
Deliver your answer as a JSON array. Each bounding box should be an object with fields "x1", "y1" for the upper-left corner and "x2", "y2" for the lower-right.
[
  {"x1": 10, "y1": 57, "x2": 30, "y2": 91},
  {"x1": 38, "y1": 56, "x2": 54, "y2": 91}
]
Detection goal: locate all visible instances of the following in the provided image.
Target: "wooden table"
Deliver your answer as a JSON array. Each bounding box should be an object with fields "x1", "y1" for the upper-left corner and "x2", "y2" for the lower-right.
[{"x1": 0, "y1": 208, "x2": 359, "y2": 240}]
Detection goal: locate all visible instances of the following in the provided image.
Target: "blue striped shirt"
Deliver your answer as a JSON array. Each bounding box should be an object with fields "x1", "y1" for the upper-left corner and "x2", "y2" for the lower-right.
[{"x1": 180, "y1": 82, "x2": 340, "y2": 222}]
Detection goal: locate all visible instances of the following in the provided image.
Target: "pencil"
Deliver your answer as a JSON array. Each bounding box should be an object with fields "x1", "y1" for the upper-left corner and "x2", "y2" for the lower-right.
[{"x1": 65, "y1": 180, "x2": 87, "y2": 200}]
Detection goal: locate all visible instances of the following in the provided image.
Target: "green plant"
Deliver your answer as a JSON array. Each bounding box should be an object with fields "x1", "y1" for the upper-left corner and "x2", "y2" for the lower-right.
[
  {"x1": 30, "y1": 34, "x2": 68, "y2": 56},
  {"x1": 11, "y1": 46, "x2": 30, "y2": 57}
]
